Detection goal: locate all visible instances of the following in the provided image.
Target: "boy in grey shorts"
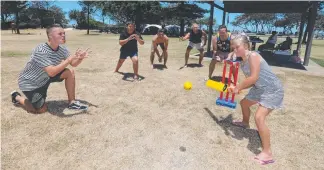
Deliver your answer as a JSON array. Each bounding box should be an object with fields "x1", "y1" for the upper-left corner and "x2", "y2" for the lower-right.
[{"x1": 11, "y1": 24, "x2": 89, "y2": 114}]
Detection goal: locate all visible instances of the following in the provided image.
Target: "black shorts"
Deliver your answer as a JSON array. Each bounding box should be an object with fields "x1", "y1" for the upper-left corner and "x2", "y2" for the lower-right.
[
  {"x1": 158, "y1": 43, "x2": 165, "y2": 50},
  {"x1": 22, "y1": 69, "x2": 66, "y2": 109},
  {"x1": 119, "y1": 51, "x2": 138, "y2": 59}
]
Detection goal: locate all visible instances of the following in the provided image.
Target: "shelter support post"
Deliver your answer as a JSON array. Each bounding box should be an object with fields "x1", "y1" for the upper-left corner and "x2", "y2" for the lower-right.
[
  {"x1": 222, "y1": 10, "x2": 226, "y2": 25},
  {"x1": 206, "y1": 2, "x2": 214, "y2": 57},
  {"x1": 303, "y1": 2, "x2": 318, "y2": 66},
  {"x1": 297, "y1": 12, "x2": 306, "y2": 52}
]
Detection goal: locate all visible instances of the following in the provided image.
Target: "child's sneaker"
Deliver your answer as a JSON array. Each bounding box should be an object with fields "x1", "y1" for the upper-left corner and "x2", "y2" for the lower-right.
[
  {"x1": 11, "y1": 91, "x2": 21, "y2": 105},
  {"x1": 68, "y1": 101, "x2": 88, "y2": 111}
]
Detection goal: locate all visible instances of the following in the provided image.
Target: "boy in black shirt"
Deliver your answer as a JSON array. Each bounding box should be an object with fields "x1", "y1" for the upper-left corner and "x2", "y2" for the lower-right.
[{"x1": 114, "y1": 22, "x2": 144, "y2": 80}]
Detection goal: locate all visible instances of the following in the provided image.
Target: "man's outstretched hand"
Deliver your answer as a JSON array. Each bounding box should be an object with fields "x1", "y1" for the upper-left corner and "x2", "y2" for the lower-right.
[{"x1": 75, "y1": 48, "x2": 91, "y2": 60}]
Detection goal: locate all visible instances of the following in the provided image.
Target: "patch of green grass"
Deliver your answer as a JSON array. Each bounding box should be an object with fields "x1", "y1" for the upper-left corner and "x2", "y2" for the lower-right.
[
  {"x1": 311, "y1": 58, "x2": 324, "y2": 67},
  {"x1": 1, "y1": 51, "x2": 29, "y2": 57}
]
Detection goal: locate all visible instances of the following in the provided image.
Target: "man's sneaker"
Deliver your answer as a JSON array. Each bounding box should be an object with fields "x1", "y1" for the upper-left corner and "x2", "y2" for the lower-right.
[
  {"x1": 68, "y1": 101, "x2": 88, "y2": 111},
  {"x1": 11, "y1": 90, "x2": 21, "y2": 105}
]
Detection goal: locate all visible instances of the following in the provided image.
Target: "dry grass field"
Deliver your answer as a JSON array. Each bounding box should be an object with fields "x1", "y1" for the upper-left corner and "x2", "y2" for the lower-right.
[{"x1": 1, "y1": 29, "x2": 324, "y2": 169}]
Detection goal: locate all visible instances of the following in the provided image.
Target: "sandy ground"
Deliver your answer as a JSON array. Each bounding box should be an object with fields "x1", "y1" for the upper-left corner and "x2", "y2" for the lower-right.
[{"x1": 1, "y1": 29, "x2": 324, "y2": 170}]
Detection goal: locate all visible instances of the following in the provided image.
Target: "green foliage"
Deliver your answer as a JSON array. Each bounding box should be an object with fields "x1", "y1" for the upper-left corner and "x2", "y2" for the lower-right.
[
  {"x1": 103, "y1": 1, "x2": 163, "y2": 30},
  {"x1": 69, "y1": 9, "x2": 104, "y2": 30},
  {"x1": 162, "y1": 2, "x2": 207, "y2": 35},
  {"x1": 1, "y1": 1, "x2": 68, "y2": 31}
]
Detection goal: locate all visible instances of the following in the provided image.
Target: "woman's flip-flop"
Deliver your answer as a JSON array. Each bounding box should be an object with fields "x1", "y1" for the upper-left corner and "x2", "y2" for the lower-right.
[{"x1": 253, "y1": 156, "x2": 275, "y2": 165}]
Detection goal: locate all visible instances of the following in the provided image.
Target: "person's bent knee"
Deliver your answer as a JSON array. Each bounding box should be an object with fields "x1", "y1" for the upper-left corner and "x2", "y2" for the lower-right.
[
  {"x1": 132, "y1": 57, "x2": 138, "y2": 63},
  {"x1": 240, "y1": 98, "x2": 252, "y2": 107},
  {"x1": 36, "y1": 103, "x2": 47, "y2": 114},
  {"x1": 31, "y1": 99, "x2": 47, "y2": 114},
  {"x1": 70, "y1": 68, "x2": 75, "y2": 79},
  {"x1": 210, "y1": 59, "x2": 217, "y2": 65},
  {"x1": 64, "y1": 68, "x2": 75, "y2": 80},
  {"x1": 62, "y1": 68, "x2": 74, "y2": 79},
  {"x1": 254, "y1": 112, "x2": 264, "y2": 124}
]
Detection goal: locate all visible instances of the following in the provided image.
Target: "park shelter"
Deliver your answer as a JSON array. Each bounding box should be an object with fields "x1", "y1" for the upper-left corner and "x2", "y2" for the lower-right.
[
  {"x1": 206, "y1": 1, "x2": 319, "y2": 66},
  {"x1": 141, "y1": 24, "x2": 162, "y2": 34}
]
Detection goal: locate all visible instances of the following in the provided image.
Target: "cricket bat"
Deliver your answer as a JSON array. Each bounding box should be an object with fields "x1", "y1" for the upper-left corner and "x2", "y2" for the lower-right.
[{"x1": 206, "y1": 80, "x2": 228, "y2": 92}]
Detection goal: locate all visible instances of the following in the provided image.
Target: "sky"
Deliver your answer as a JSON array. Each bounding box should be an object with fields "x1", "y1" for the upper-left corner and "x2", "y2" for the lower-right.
[{"x1": 54, "y1": 1, "x2": 244, "y2": 31}]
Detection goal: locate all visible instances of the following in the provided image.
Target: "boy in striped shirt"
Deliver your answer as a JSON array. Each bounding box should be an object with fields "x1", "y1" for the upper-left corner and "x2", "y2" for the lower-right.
[{"x1": 11, "y1": 24, "x2": 89, "y2": 113}]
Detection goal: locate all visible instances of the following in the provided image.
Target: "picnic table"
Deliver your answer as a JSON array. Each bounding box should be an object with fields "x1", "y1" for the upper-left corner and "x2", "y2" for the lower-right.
[{"x1": 249, "y1": 36, "x2": 264, "y2": 50}]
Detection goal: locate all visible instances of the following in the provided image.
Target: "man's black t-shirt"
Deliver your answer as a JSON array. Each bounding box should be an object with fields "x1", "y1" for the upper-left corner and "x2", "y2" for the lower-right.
[
  {"x1": 189, "y1": 30, "x2": 202, "y2": 43},
  {"x1": 119, "y1": 31, "x2": 143, "y2": 53}
]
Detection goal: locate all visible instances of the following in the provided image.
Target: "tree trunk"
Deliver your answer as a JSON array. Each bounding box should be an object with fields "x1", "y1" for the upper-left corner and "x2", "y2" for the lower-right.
[
  {"x1": 180, "y1": 18, "x2": 185, "y2": 36},
  {"x1": 261, "y1": 24, "x2": 264, "y2": 32},
  {"x1": 15, "y1": 11, "x2": 20, "y2": 34},
  {"x1": 1, "y1": 13, "x2": 5, "y2": 23},
  {"x1": 135, "y1": 4, "x2": 141, "y2": 32},
  {"x1": 302, "y1": 8, "x2": 312, "y2": 43},
  {"x1": 87, "y1": 4, "x2": 90, "y2": 35},
  {"x1": 179, "y1": 1, "x2": 185, "y2": 36},
  {"x1": 302, "y1": 24, "x2": 308, "y2": 43}
]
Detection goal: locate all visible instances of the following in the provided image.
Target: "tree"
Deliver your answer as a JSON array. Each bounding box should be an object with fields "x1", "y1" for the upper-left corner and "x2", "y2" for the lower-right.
[
  {"x1": 231, "y1": 14, "x2": 251, "y2": 32},
  {"x1": 232, "y1": 13, "x2": 276, "y2": 33},
  {"x1": 103, "y1": 1, "x2": 163, "y2": 31},
  {"x1": 95, "y1": 1, "x2": 110, "y2": 24},
  {"x1": 258, "y1": 13, "x2": 276, "y2": 33},
  {"x1": 162, "y1": 2, "x2": 207, "y2": 36},
  {"x1": 302, "y1": 2, "x2": 323, "y2": 43},
  {"x1": 69, "y1": 9, "x2": 87, "y2": 28},
  {"x1": 194, "y1": 17, "x2": 216, "y2": 31},
  {"x1": 29, "y1": 1, "x2": 54, "y2": 28},
  {"x1": 164, "y1": 1, "x2": 208, "y2": 36},
  {"x1": 49, "y1": 5, "x2": 69, "y2": 26},
  {"x1": 78, "y1": 1, "x2": 98, "y2": 34},
  {"x1": 1, "y1": 1, "x2": 14, "y2": 24},
  {"x1": 315, "y1": 13, "x2": 324, "y2": 33},
  {"x1": 69, "y1": 9, "x2": 104, "y2": 30},
  {"x1": 5, "y1": 1, "x2": 28, "y2": 34}
]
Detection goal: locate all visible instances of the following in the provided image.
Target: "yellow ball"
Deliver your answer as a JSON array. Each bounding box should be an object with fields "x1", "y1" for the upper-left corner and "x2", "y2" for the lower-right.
[{"x1": 184, "y1": 81, "x2": 192, "y2": 90}]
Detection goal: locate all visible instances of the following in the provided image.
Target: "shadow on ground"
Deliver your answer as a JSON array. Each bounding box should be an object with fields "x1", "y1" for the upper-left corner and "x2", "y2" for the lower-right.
[
  {"x1": 209, "y1": 76, "x2": 236, "y2": 84},
  {"x1": 153, "y1": 64, "x2": 168, "y2": 70},
  {"x1": 47, "y1": 100, "x2": 98, "y2": 117},
  {"x1": 259, "y1": 51, "x2": 306, "y2": 70},
  {"x1": 204, "y1": 107, "x2": 262, "y2": 154},
  {"x1": 11, "y1": 33, "x2": 37, "y2": 35},
  {"x1": 116, "y1": 72, "x2": 146, "y2": 82},
  {"x1": 178, "y1": 63, "x2": 203, "y2": 70}
]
